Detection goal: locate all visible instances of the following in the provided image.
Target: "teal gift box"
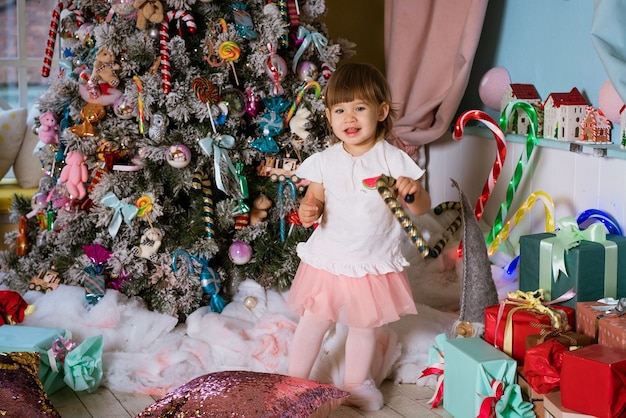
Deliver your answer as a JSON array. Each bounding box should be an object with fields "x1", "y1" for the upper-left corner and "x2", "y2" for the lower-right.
[
  {"x1": 519, "y1": 232, "x2": 626, "y2": 308},
  {"x1": 0, "y1": 325, "x2": 67, "y2": 394},
  {"x1": 443, "y1": 337, "x2": 533, "y2": 418}
]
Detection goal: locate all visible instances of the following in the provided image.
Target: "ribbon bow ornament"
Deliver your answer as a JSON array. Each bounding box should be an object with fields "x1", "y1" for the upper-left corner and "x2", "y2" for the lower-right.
[
  {"x1": 198, "y1": 133, "x2": 242, "y2": 199},
  {"x1": 550, "y1": 216, "x2": 607, "y2": 279},
  {"x1": 101, "y1": 192, "x2": 139, "y2": 237},
  {"x1": 292, "y1": 26, "x2": 328, "y2": 73}
]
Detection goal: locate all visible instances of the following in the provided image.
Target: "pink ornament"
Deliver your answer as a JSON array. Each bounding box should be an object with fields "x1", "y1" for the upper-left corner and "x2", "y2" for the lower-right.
[
  {"x1": 228, "y1": 241, "x2": 252, "y2": 265},
  {"x1": 114, "y1": 95, "x2": 135, "y2": 119},
  {"x1": 296, "y1": 61, "x2": 319, "y2": 82},
  {"x1": 59, "y1": 150, "x2": 88, "y2": 200},
  {"x1": 598, "y1": 79, "x2": 624, "y2": 124},
  {"x1": 38, "y1": 111, "x2": 60, "y2": 145},
  {"x1": 478, "y1": 66, "x2": 511, "y2": 111},
  {"x1": 166, "y1": 144, "x2": 191, "y2": 168},
  {"x1": 245, "y1": 87, "x2": 263, "y2": 118}
]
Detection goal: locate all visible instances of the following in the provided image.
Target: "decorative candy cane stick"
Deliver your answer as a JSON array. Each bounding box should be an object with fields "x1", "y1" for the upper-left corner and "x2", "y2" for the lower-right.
[
  {"x1": 487, "y1": 191, "x2": 555, "y2": 257},
  {"x1": 159, "y1": 10, "x2": 197, "y2": 94},
  {"x1": 284, "y1": 81, "x2": 321, "y2": 126},
  {"x1": 486, "y1": 100, "x2": 539, "y2": 246},
  {"x1": 42, "y1": 0, "x2": 84, "y2": 77},
  {"x1": 376, "y1": 174, "x2": 430, "y2": 258},
  {"x1": 192, "y1": 167, "x2": 215, "y2": 239},
  {"x1": 429, "y1": 201, "x2": 462, "y2": 258},
  {"x1": 277, "y1": 176, "x2": 297, "y2": 243}
]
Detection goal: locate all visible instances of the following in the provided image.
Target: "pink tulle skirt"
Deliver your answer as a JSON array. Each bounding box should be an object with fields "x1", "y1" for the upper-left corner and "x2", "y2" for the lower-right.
[{"x1": 286, "y1": 262, "x2": 417, "y2": 328}]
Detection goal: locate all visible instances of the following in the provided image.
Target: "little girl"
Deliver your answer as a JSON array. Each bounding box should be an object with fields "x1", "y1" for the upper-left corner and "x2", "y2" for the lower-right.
[{"x1": 287, "y1": 62, "x2": 431, "y2": 411}]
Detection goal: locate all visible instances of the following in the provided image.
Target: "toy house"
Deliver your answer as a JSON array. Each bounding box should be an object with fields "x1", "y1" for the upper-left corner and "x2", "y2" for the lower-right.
[
  {"x1": 500, "y1": 83, "x2": 544, "y2": 137},
  {"x1": 543, "y1": 87, "x2": 588, "y2": 141},
  {"x1": 579, "y1": 106, "x2": 611, "y2": 143}
]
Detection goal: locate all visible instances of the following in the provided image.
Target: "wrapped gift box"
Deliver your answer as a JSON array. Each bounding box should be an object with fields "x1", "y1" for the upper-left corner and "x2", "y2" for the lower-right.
[
  {"x1": 0, "y1": 325, "x2": 66, "y2": 394},
  {"x1": 526, "y1": 330, "x2": 593, "y2": 349},
  {"x1": 560, "y1": 344, "x2": 626, "y2": 417},
  {"x1": 519, "y1": 233, "x2": 626, "y2": 308},
  {"x1": 443, "y1": 337, "x2": 527, "y2": 418},
  {"x1": 484, "y1": 301, "x2": 575, "y2": 363},
  {"x1": 576, "y1": 301, "x2": 615, "y2": 341},
  {"x1": 545, "y1": 391, "x2": 595, "y2": 418},
  {"x1": 598, "y1": 315, "x2": 626, "y2": 350},
  {"x1": 517, "y1": 367, "x2": 546, "y2": 417}
]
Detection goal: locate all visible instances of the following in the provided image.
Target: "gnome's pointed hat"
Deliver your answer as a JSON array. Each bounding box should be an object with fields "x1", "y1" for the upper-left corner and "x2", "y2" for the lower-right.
[{"x1": 451, "y1": 178, "x2": 498, "y2": 336}]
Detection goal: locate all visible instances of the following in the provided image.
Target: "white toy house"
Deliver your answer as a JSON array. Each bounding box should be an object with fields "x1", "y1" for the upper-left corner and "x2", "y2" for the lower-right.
[
  {"x1": 579, "y1": 106, "x2": 611, "y2": 143},
  {"x1": 543, "y1": 87, "x2": 588, "y2": 141},
  {"x1": 500, "y1": 83, "x2": 543, "y2": 136}
]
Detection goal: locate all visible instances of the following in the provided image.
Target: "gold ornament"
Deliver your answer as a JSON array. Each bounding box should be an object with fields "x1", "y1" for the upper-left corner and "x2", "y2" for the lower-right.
[
  {"x1": 68, "y1": 103, "x2": 106, "y2": 137},
  {"x1": 243, "y1": 296, "x2": 257, "y2": 310}
]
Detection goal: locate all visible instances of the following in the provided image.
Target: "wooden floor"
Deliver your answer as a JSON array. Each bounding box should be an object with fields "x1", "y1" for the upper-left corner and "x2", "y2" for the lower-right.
[{"x1": 50, "y1": 379, "x2": 454, "y2": 417}]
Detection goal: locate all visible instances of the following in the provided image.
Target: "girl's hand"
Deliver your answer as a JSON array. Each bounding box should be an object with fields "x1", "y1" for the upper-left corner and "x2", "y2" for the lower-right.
[
  {"x1": 395, "y1": 176, "x2": 431, "y2": 216},
  {"x1": 298, "y1": 192, "x2": 321, "y2": 228}
]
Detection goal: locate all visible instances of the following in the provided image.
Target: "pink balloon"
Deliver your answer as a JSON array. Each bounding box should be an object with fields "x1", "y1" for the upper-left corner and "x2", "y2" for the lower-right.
[
  {"x1": 479, "y1": 67, "x2": 511, "y2": 111},
  {"x1": 598, "y1": 79, "x2": 625, "y2": 124}
]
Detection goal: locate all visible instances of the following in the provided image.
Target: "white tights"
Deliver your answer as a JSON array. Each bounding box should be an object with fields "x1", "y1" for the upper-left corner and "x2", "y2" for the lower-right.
[{"x1": 288, "y1": 310, "x2": 378, "y2": 389}]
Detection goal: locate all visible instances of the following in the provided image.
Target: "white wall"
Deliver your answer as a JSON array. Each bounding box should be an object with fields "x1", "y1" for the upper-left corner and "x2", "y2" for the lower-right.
[{"x1": 425, "y1": 132, "x2": 626, "y2": 249}]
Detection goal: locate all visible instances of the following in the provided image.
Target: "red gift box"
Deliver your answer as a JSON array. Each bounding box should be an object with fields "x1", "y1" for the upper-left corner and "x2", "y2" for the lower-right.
[
  {"x1": 561, "y1": 344, "x2": 626, "y2": 418},
  {"x1": 484, "y1": 294, "x2": 575, "y2": 363}
]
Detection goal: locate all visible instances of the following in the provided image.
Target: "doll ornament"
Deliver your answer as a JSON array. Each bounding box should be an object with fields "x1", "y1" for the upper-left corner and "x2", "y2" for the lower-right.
[
  {"x1": 38, "y1": 111, "x2": 60, "y2": 145},
  {"x1": 59, "y1": 151, "x2": 88, "y2": 200}
]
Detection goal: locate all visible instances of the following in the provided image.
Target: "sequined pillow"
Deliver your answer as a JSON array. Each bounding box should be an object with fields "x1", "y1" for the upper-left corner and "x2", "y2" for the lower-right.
[
  {"x1": 137, "y1": 370, "x2": 349, "y2": 418},
  {"x1": 0, "y1": 351, "x2": 61, "y2": 417}
]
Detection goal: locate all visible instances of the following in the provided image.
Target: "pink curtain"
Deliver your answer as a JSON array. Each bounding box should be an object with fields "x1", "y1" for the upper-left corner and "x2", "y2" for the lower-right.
[{"x1": 384, "y1": 0, "x2": 488, "y2": 158}]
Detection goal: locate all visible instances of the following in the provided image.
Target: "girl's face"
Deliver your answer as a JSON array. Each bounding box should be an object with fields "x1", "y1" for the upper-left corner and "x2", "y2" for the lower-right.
[{"x1": 325, "y1": 99, "x2": 389, "y2": 156}]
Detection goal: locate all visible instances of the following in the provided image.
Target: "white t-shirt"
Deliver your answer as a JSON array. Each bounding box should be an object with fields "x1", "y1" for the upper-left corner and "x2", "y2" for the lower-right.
[{"x1": 295, "y1": 140, "x2": 425, "y2": 277}]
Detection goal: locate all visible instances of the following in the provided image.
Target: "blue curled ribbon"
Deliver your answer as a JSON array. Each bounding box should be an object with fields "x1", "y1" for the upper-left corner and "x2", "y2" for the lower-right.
[
  {"x1": 100, "y1": 192, "x2": 139, "y2": 238},
  {"x1": 292, "y1": 26, "x2": 328, "y2": 73},
  {"x1": 171, "y1": 249, "x2": 226, "y2": 313},
  {"x1": 198, "y1": 134, "x2": 241, "y2": 198}
]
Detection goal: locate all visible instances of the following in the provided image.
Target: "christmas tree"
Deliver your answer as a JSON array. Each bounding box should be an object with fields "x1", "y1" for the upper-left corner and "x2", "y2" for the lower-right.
[{"x1": 0, "y1": 0, "x2": 353, "y2": 320}]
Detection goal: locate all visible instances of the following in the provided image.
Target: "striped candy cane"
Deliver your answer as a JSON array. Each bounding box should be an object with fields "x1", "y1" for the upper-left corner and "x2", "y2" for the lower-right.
[
  {"x1": 376, "y1": 174, "x2": 430, "y2": 258},
  {"x1": 284, "y1": 81, "x2": 321, "y2": 126},
  {"x1": 160, "y1": 10, "x2": 197, "y2": 94},
  {"x1": 277, "y1": 177, "x2": 297, "y2": 243},
  {"x1": 487, "y1": 191, "x2": 555, "y2": 257},
  {"x1": 486, "y1": 100, "x2": 539, "y2": 247},
  {"x1": 453, "y1": 110, "x2": 507, "y2": 221},
  {"x1": 42, "y1": 0, "x2": 84, "y2": 77},
  {"x1": 429, "y1": 201, "x2": 462, "y2": 258},
  {"x1": 192, "y1": 168, "x2": 215, "y2": 239}
]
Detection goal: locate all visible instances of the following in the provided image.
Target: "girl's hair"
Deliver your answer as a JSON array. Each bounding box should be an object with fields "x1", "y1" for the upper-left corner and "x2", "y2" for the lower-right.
[{"x1": 324, "y1": 62, "x2": 397, "y2": 140}]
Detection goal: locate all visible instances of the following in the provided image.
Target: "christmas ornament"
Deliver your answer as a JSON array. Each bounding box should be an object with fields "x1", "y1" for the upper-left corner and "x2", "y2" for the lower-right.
[
  {"x1": 15, "y1": 216, "x2": 29, "y2": 257},
  {"x1": 192, "y1": 168, "x2": 215, "y2": 239},
  {"x1": 79, "y1": 69, "x2": 102, "y2": 100},
  {"x1": 133, "y1": 0, "x2": 164, "y2": 30},
  {"x1": 321, "y1": 62, "x2": 334, "y2": 79},
  {"x1": 90, "y1": 47, "x2": 121, "y2": 87},
  {"x1": 228, "y1": 240, "x2": 252, "y2": 265},
  {"x1": 148, "y1": 112, "x2": 169, "y2": 141},
  {"x1": 296, "y1": 60, "x2": 318, "y2": 82},
  {"x1": 113, "y1": 95, "x2": 135, "y2": 119},
  {"x1": 265, "y1": 43, "x2": 288, "y2": 95},
  {"x1": 38, "y1": 111, "x2": 60, "y2": 145},
  {"x1": 249, "y1": 193, "x2": 272, "y2": 224},
  {"x1": 172, "y1": 250, "x2": 225, "y2": 313},
  {"x1": 285, "y1": 81, "x2": 320, "y2": 125},
  {"x1": 159, "y1": 10, "x2": 197, "y2": 93},
  {"x1": 198, "y1": 134, "x2": 241, "y2": 198},
  {"x1": 135, "y1": 195, "x2": 153, "y2": 217},
  {"x1": 289, "y1": 106, "x2": 312, "y2": 141},
  {"x1": 133, "y1": 76, "x2": 146, "y2": 134},
  {"x1": 82, "y1": 244, "x2": 112, "y2": 305},
  {"x1": 218, "y1": 40, "x2": 241, "y2": 85},
  {"x1": 244, "y1": 87, "x2": 263, "y2": 118},
  {"x1": 100, "y1": 192, "x2": 139, "y2": 237},
  {"x1": 231, "y1": 2, "x2": 257, "y2": 39},
  {"x1": 243, "y1": 295, "x2": 257, "y2": 310},
  {"x1": 59, "y1": 150, "x2": 88, "y2": 200},
  {"x1": 192, "y1": 77, "x2": 220, "y2": 132},
  {"x1": 292, "y1": 26, "x2": 327, "y2": 73},
  {"x1": 166, "y1": 144, "x2": 191, "y2": 168},
  {"x1": 108, "y1": 269, "x2": 131, "y2": 291},
  {"x1": 220, "y1": 87, "x2": 247, "y2": 117},
  {"x1": 231, "y1": 162, "x2": 250, "y2": 215},
  {"x1": 108, "y1": 0, "x2": 136, "y2": 19},
  {"x1": 67, "y1": 103, "x2": 106, "y2": 137},
  {"x1": 251, "y1": 96, "x2": 290, "y2": 153},
  {"x1": 42, "y1": 0, "x2": 84, "y2": 77},
  {"x1": 274, "y1": 175, "x2": 297, "y2": 242},
  {"x1": 132, "y1": 227, "x2": 163, "y2": 261}
]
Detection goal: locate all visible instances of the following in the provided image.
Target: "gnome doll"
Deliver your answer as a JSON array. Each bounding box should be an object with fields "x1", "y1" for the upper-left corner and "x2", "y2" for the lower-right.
[{"x1": 450, "y1": 178, "x2": 499, "y2": 338}]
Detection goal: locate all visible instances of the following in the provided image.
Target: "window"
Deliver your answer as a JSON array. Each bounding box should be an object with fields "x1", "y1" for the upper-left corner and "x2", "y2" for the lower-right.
[{"x1": 0, "y1": 0, "x2": 56, "y2": 110}]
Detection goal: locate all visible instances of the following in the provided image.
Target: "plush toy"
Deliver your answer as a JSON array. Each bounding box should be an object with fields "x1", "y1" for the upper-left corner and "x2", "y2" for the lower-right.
[
  {"x1": 132, "y1": 227, "x2": 163, "y2": 261},
  {"x1": 289, "y1": 106, "x2": 313, "y2": 141},
  {"x1": 91, "y1": 47, "x2": 121, "y2": 87},
  {"x1": 133, "y1": 0, "x2": 164, "y2": 30},
  {"x1": 59, "y1": 150, "x2": 89, "y2": 200},
  {"x1": 0, "y1": 290, "x2": 35, "y2": 325},
  {"x1": 38, "y1": 111, "x2": 60, "y2": 145},
  {"x1": 249, "y1": 193, "x2": 272, "y2": 224}
]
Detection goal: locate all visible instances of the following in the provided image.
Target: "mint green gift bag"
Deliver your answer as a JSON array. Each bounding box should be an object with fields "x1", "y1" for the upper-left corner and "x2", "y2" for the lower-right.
[{"x1": 63, "y1": 334, "x2": 103, "y2": 393}]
